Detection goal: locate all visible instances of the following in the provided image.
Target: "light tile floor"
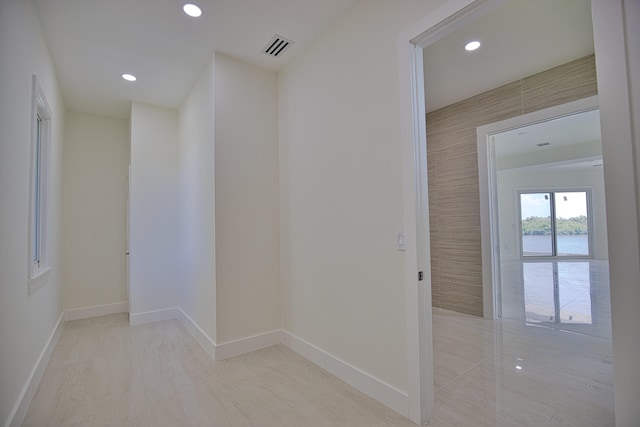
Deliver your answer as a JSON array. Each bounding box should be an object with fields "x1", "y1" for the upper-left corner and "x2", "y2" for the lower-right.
[
  {"x1": 25, "y1": 260, "x2": 613, "y2": 426},
  {"x1": 23, "y1": 315, "x2": 416, "y2": 427},
  {"x1": 430, "y1": 308, "x2": 614, "y2": 426}
]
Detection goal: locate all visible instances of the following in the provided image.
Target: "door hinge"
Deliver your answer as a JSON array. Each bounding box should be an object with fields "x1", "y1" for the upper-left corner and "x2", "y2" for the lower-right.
[{"x1": 418, "y1": 271, "x2": 424, "y2": 281}]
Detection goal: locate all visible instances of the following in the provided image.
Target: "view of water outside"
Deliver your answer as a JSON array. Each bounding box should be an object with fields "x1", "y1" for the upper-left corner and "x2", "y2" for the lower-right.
[{"x1": 523, "y1": 234, "x2": 589, "y2": 256}]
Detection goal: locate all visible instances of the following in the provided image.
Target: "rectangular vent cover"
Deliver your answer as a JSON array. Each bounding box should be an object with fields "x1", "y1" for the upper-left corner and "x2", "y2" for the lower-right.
[{"x1": 262, "y1": 35, "x2": 294, "y2": 58}]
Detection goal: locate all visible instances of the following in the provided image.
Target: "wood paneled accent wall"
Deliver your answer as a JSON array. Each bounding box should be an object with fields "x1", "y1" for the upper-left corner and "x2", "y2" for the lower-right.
[{"x1": 426, "y1": 54, "x2": 597, "y2": 317}]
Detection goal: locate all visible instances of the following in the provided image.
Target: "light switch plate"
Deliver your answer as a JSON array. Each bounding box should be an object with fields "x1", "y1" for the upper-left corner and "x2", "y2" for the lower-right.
[{"x1": 396, "y1": 232, "x2": 406, "y2": 251}]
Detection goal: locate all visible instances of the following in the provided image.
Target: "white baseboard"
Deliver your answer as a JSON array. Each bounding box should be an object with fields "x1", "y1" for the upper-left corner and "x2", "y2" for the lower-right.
[
  {"x1": 63, "y1": 301, "x2": 128, "y2": 321},
  {"x1": 176, "y1": 308, "x2": 281, "y2": 361},
  {"x1": 174, "y1": 316, "x2": 407, "y2": 417},
  {"x1": 281, "y1": 331, "x2": 409, "y2": 418},
  {"x1": 129, "y1": 307, "x2": 179, "y2": 326},
  {"x1": 216, "y1": 330, "x2": 282, "y2": 360},
  {"x1": 7, "y1": 312, "x2": 64, "y2": 427},
  {"x1": 177, "y1": 308, "x2": 217, "y2": 360}
]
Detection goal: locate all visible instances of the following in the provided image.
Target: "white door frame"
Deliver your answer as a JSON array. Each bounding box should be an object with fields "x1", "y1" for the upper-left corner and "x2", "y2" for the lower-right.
[
  {"x1": 398, "y1": 0, "x2": 507, "y2": 423},
  {"x1": 399, "y1": 0, "x2": 638, "y2": 424},
  {"x1": 476, "y1": 96, "x2": 599, "y2": 320}
]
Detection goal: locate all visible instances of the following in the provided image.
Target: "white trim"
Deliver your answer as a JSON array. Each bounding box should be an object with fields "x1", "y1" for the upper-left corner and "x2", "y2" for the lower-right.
[
  {"x1": 176, "y1": 312, "x2": 408, "y2": 416},
  {"x1": 397, "y1": 0, "x2": 507, "y2": 423},
  {"x1": 216, "y1": 330, "x2": 282, "y2": 360},
  {"x1": 401, "y1": 41, "x2": 435, "y2": 425},
  {"x1": 177, "y1": 308, "x2": 217, "y2": 360},
  {"x1": 6, "y1": 313, "x2": 63, "y2": 427},
  {"x1": 476, "y1": 96, "x2": 599, "y2": 320},
  {"x1": 151, "y1": 311, "x2": 410, "y2": 417},
  {"x1": 591, "y1": 1, "x2": 640, "y2": 424},
  {"x1": 129, "y1": 307, "x2": 179, "y2": 326},
  {"x1": 281, "y1": 331, "x2": 408, "y2": 418},
  {"x1": 476, "y1": 124, "x2": 500, "y2": 319},
  {"x1": 410, "y1": 0, "x2": 506, "y2": 48},
  {"x1": 63, "y1": 302, "x2": 128, "y2": 321},
  {"x1": 476, "y1": 96, "x2": 599, "y2": 137}
]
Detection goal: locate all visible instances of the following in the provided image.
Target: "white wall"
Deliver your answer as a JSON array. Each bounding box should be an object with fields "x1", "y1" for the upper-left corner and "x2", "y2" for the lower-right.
[
  {"x1": 129, "y1": 102, "x2": 179, "y2": 316},
  {"x1": 178, "y1": 56, "x2": 217, "y2": 341},
  {"x1": 592, "y1": 0, "x2": 640, "y2": 425},
  {"x1": 62, "y1": 111, "x2": 129, "y2": 310},
  {"x1": 214, "y1": 53, "x2": 280, "y2": 343},
  {"x1": 278, "y1": 0, "x2": 446, "y2": 393},
  {"x1": 0, "y1": 0, "x2": 65, "y2": 424},
  {"x1": 497, "y1": 166, "x2": 608, "y2": 260}
]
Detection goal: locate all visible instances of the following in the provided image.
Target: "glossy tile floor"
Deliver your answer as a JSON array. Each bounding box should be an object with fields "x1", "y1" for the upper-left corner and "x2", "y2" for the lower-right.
[
  {"x1": 25, "y1": 260, "x2": 613, "y2": 426},
  {"x1": 428, "y1": 259, "x2": 614, "y2": 427}
]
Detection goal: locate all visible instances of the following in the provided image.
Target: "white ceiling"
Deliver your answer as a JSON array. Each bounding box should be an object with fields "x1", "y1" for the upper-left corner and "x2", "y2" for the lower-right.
[
  {"x1": 34, "y1": 0, "x2": 356, "y2": 118},
  {"x1": 423, "y1": 0, "x2": 595, "y2": 113},
  {"x1": 35, "y1": 0, "x2": 597, "y2": 123},
  {"x1": 423, "y1": 0, "x2": 599, "y2": 171},
  {"x1": 494, "y1": 109, "x2": 601, "y2": 159}
]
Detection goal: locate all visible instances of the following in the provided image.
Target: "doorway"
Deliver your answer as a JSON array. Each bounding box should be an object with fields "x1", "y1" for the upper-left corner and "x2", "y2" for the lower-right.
[
  {"x1": 478, "y1": 99, "x2": 607, "y2": 318},
  {"x1": 400, "y1": 0, "x2": 639, "y2": 424},
  {"x1": 481, "y1": 105, "x2": 612, "y2": 348}
]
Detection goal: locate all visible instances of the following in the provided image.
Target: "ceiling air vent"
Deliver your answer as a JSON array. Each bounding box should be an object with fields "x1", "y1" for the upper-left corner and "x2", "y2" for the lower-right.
[
  {"x1": 262, "y1": 35, "x2": 294, "y2": 58},
  {"x1": 536, "y1": 142, "x2": 551, "y2": 147}
]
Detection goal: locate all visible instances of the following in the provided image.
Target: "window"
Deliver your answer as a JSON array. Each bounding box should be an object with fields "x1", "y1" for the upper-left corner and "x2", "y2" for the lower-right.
[
  {"x1": 519, "y1": 190, "x2": 593, "y2": 258},
  {"x1": 28, "y1": 75, "x2": 52, "y2": 292}
]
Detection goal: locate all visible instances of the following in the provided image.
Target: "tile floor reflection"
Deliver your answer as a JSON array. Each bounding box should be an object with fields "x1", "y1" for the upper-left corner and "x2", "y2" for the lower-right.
[
  {"x1": 429, "y1": 260, "x2": 614, "y2": 426},
  {"x1": 502, "y1": 260, "x2": 612, "y2": 339}
]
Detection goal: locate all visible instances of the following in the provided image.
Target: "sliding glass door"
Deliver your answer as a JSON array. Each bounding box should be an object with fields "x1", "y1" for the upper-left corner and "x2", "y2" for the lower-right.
[{"x1": 519, "y1": 190, "x2": 591, "y2": 258}]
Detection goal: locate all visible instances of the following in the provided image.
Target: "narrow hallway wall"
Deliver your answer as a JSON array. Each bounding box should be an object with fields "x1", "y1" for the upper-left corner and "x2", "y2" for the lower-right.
[
  {"x1": 214, "y1": 53, "x2": 280, "y2": 344},
  {"x1": 0, "y1": 0, "x2": 65, "y2": 424},
  {"x1": 177, "y1": 55, "x2": 217, "y2": 342},
  {"x1": 129, "y1": 102, "x2": 179, "y2": 320},
  {"x1": 62, "y1": 111, "x2": 129, "y2": 312}
]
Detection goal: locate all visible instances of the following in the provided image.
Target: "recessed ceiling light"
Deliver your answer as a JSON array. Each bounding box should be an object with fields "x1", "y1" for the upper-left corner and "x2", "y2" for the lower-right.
[
  {"x1": 122, "y1": 73, "x2": 137, "y2": 82},
  {"x1": 183, "y1": 3, "x2": 202, "y2": 17},
  {"x1": 464, "y1": 40, "x2": 481, "y2": 51}
]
